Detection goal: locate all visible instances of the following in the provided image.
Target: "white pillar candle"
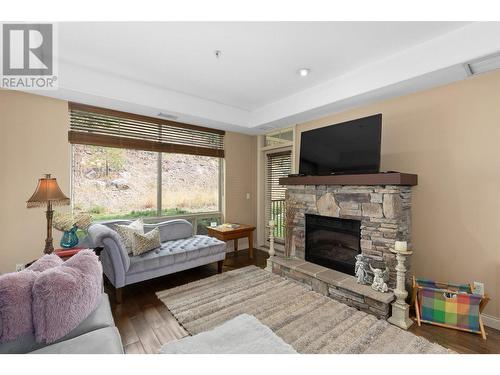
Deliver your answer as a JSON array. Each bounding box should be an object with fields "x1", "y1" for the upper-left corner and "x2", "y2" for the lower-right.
[{"x1": 395, "y1": 241, "x2": 407, "y2": 252}]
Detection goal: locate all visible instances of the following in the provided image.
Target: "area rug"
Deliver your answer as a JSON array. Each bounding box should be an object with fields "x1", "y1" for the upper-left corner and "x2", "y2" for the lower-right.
[
  {"x1": 160, "y1": 314, "x2": 297, "y2": 354},
  {"x1": 156, "y1": 266, "x2": 452, "y2": 354}
]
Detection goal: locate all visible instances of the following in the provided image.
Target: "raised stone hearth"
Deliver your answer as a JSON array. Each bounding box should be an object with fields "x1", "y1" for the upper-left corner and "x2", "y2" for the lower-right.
[
  {"x1": 285, "y1": 184, "x2": 413, "y2": 289},
  {"x1": 269, "y1": 256, "x2": 395, "y2": 319}
]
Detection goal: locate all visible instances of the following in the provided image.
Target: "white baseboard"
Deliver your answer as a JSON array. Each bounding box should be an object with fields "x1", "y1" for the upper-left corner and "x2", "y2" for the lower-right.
[{"x1": 482, "y1": 314, "x2": 500, "y2": 331}]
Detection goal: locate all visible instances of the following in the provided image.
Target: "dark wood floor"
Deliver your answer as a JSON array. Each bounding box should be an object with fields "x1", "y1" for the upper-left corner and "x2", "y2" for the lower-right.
[{"x1": 108, "y1": 248, "x2": 500, "y2": 354}]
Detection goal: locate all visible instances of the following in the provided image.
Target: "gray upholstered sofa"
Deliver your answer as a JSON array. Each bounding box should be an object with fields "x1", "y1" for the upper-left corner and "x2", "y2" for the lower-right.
[
  {"x1": 0, "y1": 293, "x2": 123, "y2": 354},
  {"x1": 88, "y1": 219, "x2": 226, "y2": 302}
]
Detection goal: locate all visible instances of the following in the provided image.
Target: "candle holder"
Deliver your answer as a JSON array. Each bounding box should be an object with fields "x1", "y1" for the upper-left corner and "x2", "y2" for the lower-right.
[
  {"x1": 265, "y1": 220, "x2": 276, "y2": 272},
  {"x1": 388, "y1": 247, "x2": 414, "y2": 330}
]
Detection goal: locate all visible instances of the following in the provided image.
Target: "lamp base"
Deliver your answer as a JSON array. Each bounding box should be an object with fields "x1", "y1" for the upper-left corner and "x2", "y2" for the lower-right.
[
  {"x1": 44, "y1": 203, "x2": 54, "y2": 254},
  {"x1": 44, "y1": 238, "x2": 54, "y2": 254}
]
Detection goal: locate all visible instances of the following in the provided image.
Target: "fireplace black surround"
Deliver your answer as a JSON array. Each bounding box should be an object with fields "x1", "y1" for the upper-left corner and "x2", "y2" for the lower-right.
[{"x1": 305, "y1": 214, "x2": 361, "y2": 276}]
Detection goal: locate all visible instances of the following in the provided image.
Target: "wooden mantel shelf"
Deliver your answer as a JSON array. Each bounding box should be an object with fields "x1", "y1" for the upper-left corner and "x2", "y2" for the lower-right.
[{"x1": 279, "y1": 172, "x2": 418, "y2": 186}]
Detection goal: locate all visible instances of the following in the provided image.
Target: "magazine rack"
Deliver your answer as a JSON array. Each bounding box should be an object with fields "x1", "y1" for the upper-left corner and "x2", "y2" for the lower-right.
[{"x1": 411, "y1": 277, "x2": 490, "y2": 339}]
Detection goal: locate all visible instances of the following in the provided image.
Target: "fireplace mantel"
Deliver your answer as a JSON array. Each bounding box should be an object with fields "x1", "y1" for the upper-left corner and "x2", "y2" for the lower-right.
[{"x1": 279, "y1": 172, "x2": 418, "y2": 186}]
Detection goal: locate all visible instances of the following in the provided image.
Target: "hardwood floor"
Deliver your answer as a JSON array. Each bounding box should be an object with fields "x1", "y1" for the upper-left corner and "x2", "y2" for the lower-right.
[
  {"x1": 108, "y1": 249, "x2": 268, "y2": 354},
  {"x1": 408, "y1": 318, "x2": 500, "y2": 354},
  {"x1": 108, "y1": 248, "x2": 500, "y2": 354}
]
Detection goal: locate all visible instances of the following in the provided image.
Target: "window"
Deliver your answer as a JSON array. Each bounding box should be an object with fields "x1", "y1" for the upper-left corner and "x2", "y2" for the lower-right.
[
  {"x1": 264, "y1": 129, "x2": 293, "y2": 147},
  {"x1": 266, "y1": 151, "x2": 292, "y2": 240},
  {"x1": 72, "y1": 145, "x2": 158, "y2": 220},
  {"x1": 161, "y1": 153, "x2": 220, "y2": 215},
  {"x1": 69, "y1": 103, "x2": 224, "y2": 229}
]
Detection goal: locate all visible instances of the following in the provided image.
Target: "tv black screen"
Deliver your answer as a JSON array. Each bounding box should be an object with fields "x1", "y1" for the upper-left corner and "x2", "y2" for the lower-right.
[{"x1": 299, "y1": 114, "x2": 382, "y2": 175}]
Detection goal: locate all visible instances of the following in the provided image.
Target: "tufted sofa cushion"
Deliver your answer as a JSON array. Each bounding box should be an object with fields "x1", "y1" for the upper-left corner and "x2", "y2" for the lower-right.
[{"x1": 127, "y1": 235, "x2": 226, "y2": 275}]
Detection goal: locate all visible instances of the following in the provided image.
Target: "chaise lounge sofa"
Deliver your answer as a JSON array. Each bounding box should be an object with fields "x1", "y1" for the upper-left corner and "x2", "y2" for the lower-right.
[{"x1": 88, "y1": 219, "x2": 227, "y2": 302}]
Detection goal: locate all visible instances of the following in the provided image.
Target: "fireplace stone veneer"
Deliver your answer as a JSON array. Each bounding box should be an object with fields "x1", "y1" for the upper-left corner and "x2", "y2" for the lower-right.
[{"x1": 285, "y1": 184, "x2": 413, "y2": 289}]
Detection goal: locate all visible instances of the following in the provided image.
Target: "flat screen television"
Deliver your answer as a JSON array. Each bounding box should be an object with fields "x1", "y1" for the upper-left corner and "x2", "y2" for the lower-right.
[{"x1": 299, "y1": 114, "x2": 382, "y2": 175}]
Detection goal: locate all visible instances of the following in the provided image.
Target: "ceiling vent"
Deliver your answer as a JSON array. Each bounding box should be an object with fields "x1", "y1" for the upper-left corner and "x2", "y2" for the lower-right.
[
  {"x1": 158, "y1": 112, "x2": 179, "y2": 120},
  {"x1": 258, "y1": 125, "x2": 274, "y2": 131},
  {"x1": 158, "y1": 112, "x2": 178, "y2": 120},
  {"x1": 464, "y1": 52, "x2": 500, "y2": 76}
]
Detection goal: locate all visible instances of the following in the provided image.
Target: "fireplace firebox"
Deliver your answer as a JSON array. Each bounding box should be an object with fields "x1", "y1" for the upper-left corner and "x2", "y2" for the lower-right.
[{"x1": 305, "y1": 214, "x2": 361, "y2": 276}]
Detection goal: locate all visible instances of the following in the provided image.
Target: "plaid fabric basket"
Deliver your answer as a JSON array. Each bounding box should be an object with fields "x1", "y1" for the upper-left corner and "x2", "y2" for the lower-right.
[{"x1": 416, "y1": 278, "x2": 482, "y2": 332}]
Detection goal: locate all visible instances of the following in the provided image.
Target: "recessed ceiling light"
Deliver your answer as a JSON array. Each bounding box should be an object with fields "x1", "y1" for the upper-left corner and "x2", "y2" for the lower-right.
[{"x1": 298, "y1": 68, "x2": 310, "y2": 77}]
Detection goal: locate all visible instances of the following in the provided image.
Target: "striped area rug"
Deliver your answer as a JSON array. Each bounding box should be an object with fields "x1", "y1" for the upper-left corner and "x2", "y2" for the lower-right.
[{"x1": 156, "y1": 266, "x2": 451, "y2": 354}]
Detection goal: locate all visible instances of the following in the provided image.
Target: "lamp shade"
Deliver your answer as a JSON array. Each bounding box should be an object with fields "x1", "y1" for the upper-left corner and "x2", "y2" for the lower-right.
[{"x1": 26, "y1": 174, "x2": 70, "y2": 208}]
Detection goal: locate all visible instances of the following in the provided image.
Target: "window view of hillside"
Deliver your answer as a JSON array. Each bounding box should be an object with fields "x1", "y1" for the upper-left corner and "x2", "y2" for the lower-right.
[
  {"x1": 72, "y1": 145, "x2": 220, "y2": 220},
  {"x1": 161, "y1": 153, "x2": 219, "y2": 214}
]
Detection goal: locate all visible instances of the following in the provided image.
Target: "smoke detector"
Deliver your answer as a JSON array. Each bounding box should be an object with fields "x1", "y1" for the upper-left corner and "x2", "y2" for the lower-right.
[{"x1": 214, "y1": 50, "x2": 222, "y2": 59}]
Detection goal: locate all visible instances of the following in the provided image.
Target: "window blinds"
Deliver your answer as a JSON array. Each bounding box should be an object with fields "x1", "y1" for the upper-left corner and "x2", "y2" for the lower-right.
[
  {"x1": 68, "y1": 103, "x2": 225, "y2": 158},
  {"x1": 266, "y1": 150, "x2": 292, "y2": 239}
]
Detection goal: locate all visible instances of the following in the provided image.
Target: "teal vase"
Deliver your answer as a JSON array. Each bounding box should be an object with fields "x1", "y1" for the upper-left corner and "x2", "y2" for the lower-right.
[{"x1": 60, "y1": 226, "x2": 79, "y2": 249}]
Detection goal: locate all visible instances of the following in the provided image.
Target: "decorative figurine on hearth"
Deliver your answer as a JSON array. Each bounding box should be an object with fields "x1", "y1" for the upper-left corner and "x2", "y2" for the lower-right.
[
  {"x1": 355, "y1": 255, "x2": 368, "y2": 284},
  {"x1": 370, "y1": 264, "x2": 390, "y2": 293}
]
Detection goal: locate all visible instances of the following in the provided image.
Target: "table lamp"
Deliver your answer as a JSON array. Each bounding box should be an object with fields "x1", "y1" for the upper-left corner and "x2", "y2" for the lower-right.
[{"x1": 26, "y1": 174, "x2": 70, "y2": 254}]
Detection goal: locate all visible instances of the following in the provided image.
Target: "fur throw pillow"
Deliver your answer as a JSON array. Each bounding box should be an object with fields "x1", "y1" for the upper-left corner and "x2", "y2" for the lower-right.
[
  {"x1": 32, "y1": 250, "x2": 102, "y2": 343},
  {"x1": 0, "y1": 254, "x2": 63, "y2": 343}
]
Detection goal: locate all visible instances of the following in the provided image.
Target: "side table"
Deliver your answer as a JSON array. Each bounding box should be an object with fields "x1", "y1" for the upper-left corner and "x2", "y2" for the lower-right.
[{"x1": 207, "y1": 224, "x2": 256, "y2": 258}]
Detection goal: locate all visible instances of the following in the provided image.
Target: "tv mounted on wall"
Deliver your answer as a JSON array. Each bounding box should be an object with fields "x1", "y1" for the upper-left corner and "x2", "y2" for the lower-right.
[{"x1": 298, "y1": 114, "x2": 382, "y2": 176}]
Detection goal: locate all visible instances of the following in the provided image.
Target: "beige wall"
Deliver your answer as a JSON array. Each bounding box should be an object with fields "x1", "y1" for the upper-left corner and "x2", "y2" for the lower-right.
[
  {"x1": 223, "y1": 132, "x2": 258, "y2": 251},
  {"x1": 0, "y1": 90, "x2": 70, "y2": 273},
  {"x1": 294, "y1": 70, "x2": 500, "y2": 319},
  {"x1": 0, "y1": 90, "x2": 258, "y2": 272}
]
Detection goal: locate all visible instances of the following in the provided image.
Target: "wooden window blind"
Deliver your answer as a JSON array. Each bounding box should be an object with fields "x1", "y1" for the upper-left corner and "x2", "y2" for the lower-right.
[
  {"x1": 266, "y1": 150, "x2": 292, "y2": 239},
  {"x1": 68, "y1": 103, "x2": 225, "y2": 158}
]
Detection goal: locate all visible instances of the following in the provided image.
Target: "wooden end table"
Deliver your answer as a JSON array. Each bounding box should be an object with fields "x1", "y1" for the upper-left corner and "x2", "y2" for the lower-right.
[{"x1": 207, "y1": 224, "x2": 256, "y2": 258}]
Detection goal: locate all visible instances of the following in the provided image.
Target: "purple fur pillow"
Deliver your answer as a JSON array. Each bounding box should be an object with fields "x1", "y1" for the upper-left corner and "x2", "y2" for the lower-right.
[
  {"x1": 0, "y1": 270, "x2": 38, "y2": 342},
  {"x1": 32, "y1": 250, "x2": 102, "y2": 343},
  {"x1": 27, "y1": 253, "x2": 63, "y2": 272},
  {"x1": 0, "y1": 254, "x2": 64, "y2": 343}
]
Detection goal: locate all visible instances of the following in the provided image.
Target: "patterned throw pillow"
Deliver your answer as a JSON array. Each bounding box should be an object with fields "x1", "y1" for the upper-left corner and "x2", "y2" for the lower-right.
[
  {"x1": 114, "y1": 218, "x2": 144, "y2": 254},
  {"x1": 131, "y1": 227, "x2": 161, "y2": 256}
]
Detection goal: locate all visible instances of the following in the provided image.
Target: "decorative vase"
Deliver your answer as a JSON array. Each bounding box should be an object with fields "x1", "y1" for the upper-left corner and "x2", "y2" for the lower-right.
[{"x1": 60, "y1": 225, "x2": 79, "y2": 249}]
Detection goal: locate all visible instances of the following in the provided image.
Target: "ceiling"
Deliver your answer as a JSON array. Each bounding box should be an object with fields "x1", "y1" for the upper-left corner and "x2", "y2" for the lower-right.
[{"x1": 35, "y1": 22, "x2": 500, "y2": 133}]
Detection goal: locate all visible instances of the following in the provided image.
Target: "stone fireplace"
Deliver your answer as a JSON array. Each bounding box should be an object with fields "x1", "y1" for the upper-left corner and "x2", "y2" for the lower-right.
[
  {"x1": 268, "y1": 173, "x2": 417, "y2": 319},
  {"x1": 287, "y1": 183, "x2": 412, "y2": 289}
]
